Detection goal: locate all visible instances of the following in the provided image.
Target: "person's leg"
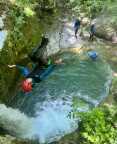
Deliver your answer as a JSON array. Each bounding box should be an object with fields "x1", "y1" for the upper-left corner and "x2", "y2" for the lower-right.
[
  {"x1": 89, "y1": 33, "x2": 93, "y2": 40},
  {"x1": 75, "y1": 27, "x2": 78, "y2": 38}
]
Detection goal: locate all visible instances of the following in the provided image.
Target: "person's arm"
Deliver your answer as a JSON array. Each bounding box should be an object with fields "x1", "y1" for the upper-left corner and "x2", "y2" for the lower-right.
[
  {"x1": 8, "y1": 64, "x2": 26, "y2": 73},
  {"x1": 8, "y1": 64, "x2": 24, "y2": 70},
  {"x1": 8, "y1": 65, "x2": 16, "y2": 68}
]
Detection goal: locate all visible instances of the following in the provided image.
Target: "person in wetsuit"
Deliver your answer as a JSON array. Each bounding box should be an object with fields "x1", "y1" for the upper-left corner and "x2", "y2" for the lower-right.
[
  {"x1": 8, "y1": 58, "x2": 63, "y2": 92},
  {"x1": 8, "y1": 35, "x2": 64, "y2": 92},
  {"x1": 89, "y1": 21, "x2": 96, "y2": 40},
  {"x1": 8, "y1": 36, "x2": 49, "y2": 92},
  {"x1": 74, "y1": 18, "x2": 81, "y2": 38}
]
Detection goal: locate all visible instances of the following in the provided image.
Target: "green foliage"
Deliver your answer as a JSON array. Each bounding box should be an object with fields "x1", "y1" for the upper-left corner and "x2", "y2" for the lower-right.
[
  {"x1": 68, "y1": 0, "x2": 115, "y2": 18},
  {"x1": 78, "y1": 104, "x2": 117, "y2": 144},
  {"x1": 13, "y1": 0, "x2": 36, "y2": 17},
  {"x1": 8, "y1": 0, "x2": 36, "y2": 37}
]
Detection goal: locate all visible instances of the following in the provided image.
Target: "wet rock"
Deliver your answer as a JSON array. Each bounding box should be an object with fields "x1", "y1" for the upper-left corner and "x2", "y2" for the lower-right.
[
  {"x1": 0, "y1": 135, "x2": 15, "y2": 144},
  {"x1": 59, "y1": 20, "x2": 84, "y2": 49},
  {"x1": 95, "y1": 24, "x2": 115, "y2": 41},
  {"x1": 94, "y1": 3, "x2": 117, "y2": 43},
  {"x1": 0, "y1": 135, "x2": 36, "y2": 144},
  {"x1": 50, "y1": 130, "x2": 79, "y2": 144},
  {"x1": 45, "y1": 24, "x2": 61, "y2": 57},
  {"x1": 81, "y1": 17, "x2": 90, "y2": 26},
  {"x1": 29, "y1": 36, "x2": 49, "y2": 60},
  {"x1": 112, "y1": 34, "x2": 117, "y2": 43}
]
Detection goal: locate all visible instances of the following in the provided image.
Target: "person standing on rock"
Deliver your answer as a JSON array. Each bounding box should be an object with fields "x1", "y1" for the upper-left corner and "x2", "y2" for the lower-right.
[
  {"x1": 74, "y1": 18, "x2": 81, "y2": 38},
  {"x1": 89, "y1": 21, "x2": 96, "y2": 40}
]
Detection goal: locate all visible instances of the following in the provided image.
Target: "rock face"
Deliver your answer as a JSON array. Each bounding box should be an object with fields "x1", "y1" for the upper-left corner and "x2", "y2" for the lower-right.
[
  {"x1": 95, "y1": 19, "x2": 117, "y2": 43},
  {"x1": 0, "y1": 135, "x2": 34, "y2": 144},
  {"x1": 59, "y1": 20, "x2": 84, "y2": 49},
  {"x1": 94, "y1": 3, "x2": 117, "y2": 43},
  {"x1": 0, "y1": 135, "x2": 15, "y2": 144},
  {"x1": 37, "y1": 18, "x2": 85, "y2": 58}
]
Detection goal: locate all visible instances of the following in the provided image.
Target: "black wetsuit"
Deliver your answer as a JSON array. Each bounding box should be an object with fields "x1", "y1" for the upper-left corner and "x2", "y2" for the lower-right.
[
  {"x1": 74, "y1": 19, "x2": 81, "y2": 38},
  {"x1": 26, "y1": 64, "x2": 44, "y2": 83},
  {"x1": 15, "y1": 64, "x2": 43, "y2": 83}
]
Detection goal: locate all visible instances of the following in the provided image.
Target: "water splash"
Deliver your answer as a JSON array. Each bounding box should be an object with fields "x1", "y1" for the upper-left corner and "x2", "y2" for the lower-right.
[
  {"x1": 0, "y1": 101, "x2": 76, "y2": 143},
  {"x1": 31, "y1": 100, "x2": 77, "y2": 143},
  {"x1": 0, "y1": 104, "x2": 33, "y2": 138}
]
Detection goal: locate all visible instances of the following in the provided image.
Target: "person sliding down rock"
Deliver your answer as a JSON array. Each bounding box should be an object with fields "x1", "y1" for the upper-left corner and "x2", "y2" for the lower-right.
[{"x1": 8, "y1": 58, "x2": 63, "y2": 93}]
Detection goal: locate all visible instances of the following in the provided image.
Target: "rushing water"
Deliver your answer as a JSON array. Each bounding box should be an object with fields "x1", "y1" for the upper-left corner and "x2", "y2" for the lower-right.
[
  {"x1": 0, "y1": 50, "x2": 111, "y2": 143},
  {"x1": 0, "y1": 30, "x2": 7, "y2": 50}
]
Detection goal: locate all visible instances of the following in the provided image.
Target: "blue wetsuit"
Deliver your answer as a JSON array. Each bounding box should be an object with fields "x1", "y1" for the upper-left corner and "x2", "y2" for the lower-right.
[
  {"x1": 16, "y1": 65, "x2": 30, "y2": 77},
  {"x1": 16, "y1": 64, "x2": 41, "y2": 82},
  {"x1": 16, "y1": 63, "x2": 54, "y2": 83}
]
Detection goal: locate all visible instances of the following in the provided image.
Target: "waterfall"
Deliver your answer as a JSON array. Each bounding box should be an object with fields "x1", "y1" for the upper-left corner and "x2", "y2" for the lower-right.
[{"x1": 0, "y1": 104, "x2": 33, "y2": 138}]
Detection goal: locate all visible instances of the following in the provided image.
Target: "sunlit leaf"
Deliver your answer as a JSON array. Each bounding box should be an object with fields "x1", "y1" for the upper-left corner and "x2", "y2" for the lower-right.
[{"x1": 24, "y1": 7, "x2": 35, "y2": 17}]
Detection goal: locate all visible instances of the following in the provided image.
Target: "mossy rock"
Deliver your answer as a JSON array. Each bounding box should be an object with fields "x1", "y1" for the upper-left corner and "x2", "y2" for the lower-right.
[{"x1": 0, "y1": 135, "x2": 38, "y2": 144}]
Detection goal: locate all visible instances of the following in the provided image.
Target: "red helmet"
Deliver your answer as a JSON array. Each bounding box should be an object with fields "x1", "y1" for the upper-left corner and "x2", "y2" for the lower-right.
[{"x1": 21, "y1": 78, "x2": 32, "y2": 92}]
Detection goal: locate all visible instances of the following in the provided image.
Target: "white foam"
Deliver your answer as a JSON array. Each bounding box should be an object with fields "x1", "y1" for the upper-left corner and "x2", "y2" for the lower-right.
[
  {"x1": 31, "y1": 100, "x2": 77, "y2": 143},
  {"x1": 0, "y1": 30, "x2": 7, "y2": 50},
  {"x1": 0, "y1": 104, "x2": 33, "y2": 138}
]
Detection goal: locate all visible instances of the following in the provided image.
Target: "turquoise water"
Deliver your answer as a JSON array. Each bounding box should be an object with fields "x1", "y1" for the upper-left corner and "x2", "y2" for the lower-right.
[{"x1": 8, "y1": 51, "x2": 112, "y2": 143}]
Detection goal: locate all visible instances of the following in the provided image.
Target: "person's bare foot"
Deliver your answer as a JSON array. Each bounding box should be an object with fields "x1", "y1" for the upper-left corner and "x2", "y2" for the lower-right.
[{"x1": 8, "y1": 65, "x2": 16, "y2": 68}]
